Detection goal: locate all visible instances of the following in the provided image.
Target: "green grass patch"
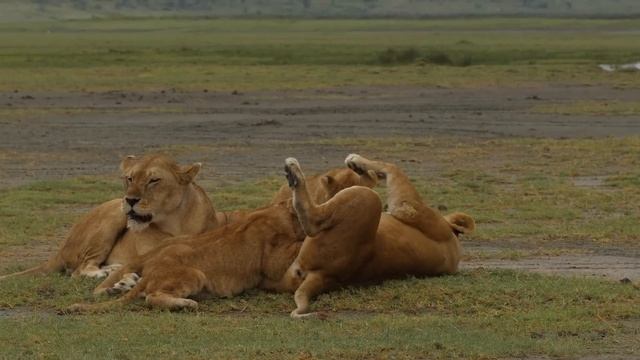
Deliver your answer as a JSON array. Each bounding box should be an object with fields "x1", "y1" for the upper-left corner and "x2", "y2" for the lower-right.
[
  {"x1": 0, "y1": 270, "x2": 638, "y2": 359},
  {"x1": 2, "y1": 136, "x2": 639, "y2": 259},
  {"x1": 0, "y1": 176, "x2": 282, "y2": 264},
  {"x1": 1, "y1": 137, "x2": 639, "y2": 358},
  {"x1": 208, "y1": 177, "x2": 283, "y2": 211},
  {"x1": 1, "y1": 18, "x2": 640, "y2": 91},
  {"x1": 304, "y1": 136, "x2": 640, "y2": 245},
  {"x1": 0, "y1": 177, "x2": 121, "y2": 249}
]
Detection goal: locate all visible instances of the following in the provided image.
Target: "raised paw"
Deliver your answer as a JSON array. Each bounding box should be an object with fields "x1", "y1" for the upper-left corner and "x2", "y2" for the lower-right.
[
  {"x1": 345, "y1": 153, "x2": 367, "y2": 175},
  {"x1": 345, "y1": 154, "x2": 386, "y2": 180},
  {"x1": 284, "y1": 157, "x2": 304, "y2": 188}
]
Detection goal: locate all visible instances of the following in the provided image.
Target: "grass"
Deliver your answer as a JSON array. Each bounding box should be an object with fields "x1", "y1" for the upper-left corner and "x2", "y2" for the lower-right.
[
  {"x1": 1, "y1": 17, "x2": 639, "y2": 358},
  {"x1": 0, "y1": 177, "x2": 121, "y2": 249},
  {"x1": 1, "y1": 137, "x2": 640, "y2": 358},
  {"x1": 306, "y1": 136, "x2": 640, "y2": 246},
  {"x1": 2, "y1": 136, "x2": 639, "y2": 263},
  {"x1": 0, "y1": 176, "x2": 280, "y2": 261},
  {"x1": 0, "y1": 270, "x2": 638, "y2": 359},
  {"x1": 1, "y1": 18, "x2": 640, "y2": 92}
]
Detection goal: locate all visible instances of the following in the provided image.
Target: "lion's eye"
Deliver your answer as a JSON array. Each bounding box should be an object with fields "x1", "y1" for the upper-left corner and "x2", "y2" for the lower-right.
[
  {"x1": 126, "y1": 176, "x2": 133, "y2": 183},
  {"x1": 148, "y1": 178, "x2": 161, "y2": 185}
]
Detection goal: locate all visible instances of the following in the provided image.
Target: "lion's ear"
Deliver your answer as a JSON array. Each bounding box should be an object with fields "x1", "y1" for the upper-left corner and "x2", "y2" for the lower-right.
[
  {"x1": 179, "y1": 162, "x2": 202, "y2": 184},
  {"x1": 120, "y1": 155, "x2": 137, "y2": 172}
]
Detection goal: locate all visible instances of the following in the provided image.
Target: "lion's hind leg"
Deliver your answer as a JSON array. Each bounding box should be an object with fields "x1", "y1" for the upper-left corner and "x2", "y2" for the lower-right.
[
  {"x1": 443, "y1": 212, "x2": 476, "y2": 236},
  {"x1": 142, "y1": 267, "x2": 207, "y2": 311},
  {"x1": 66, "y1": 278, "x2": 147, "y2": 314},
  {"x1": 284, "y1": 157, "x2": 331, "y2": 236},
  {"x1": 283, "y1": 157, "x2": 381, "y2": 318},
  {"x1": 145, "y1": 292, "x2": 199, "y2": 310},
  {"x1": 345, "y1": 154, "x2": 450, "y2": 238},
  {"x1": 345, "y1": 154, "x2": 423, "y2": 217}
]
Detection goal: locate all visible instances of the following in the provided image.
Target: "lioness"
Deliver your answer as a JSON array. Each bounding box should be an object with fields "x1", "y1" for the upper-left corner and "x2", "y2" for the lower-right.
[
  {"x1": 67, "y1": 166, "x2": 379, "y2": 311},
  {"x1": 278, "y1": 155, "x2": 475, "y2": 317},
  {"x1": 68, "y1": 157, "x2": 473, "y2": 314},
  {"x1": 0, "y1": 154, "x2": 225, "y2": 280}
]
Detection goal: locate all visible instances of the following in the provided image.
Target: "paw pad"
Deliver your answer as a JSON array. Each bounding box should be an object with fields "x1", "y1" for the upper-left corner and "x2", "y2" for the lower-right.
[
  {"x1": 345, "y1": 154, "x2": 366, "y2": 175},
  {"x1": 284, "y1": 157, "x2": 301, "y2": 188}
]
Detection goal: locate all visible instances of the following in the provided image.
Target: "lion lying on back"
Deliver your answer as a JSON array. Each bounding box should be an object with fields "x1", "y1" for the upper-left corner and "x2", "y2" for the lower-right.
[
  {"x1": 279, "y1": 155, "x2": 475, "y2": 317},
  {"x1": 69, "y1": 157, "x2": 474, "y2": 314},
  {"x1": 0, "y1": 154, "x2": 235, "y2": 281}
]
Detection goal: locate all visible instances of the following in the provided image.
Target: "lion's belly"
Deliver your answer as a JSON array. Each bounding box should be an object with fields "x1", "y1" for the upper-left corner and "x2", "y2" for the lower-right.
[{"x1": 105, "y1": 226, "x2": 169, "y2": 265}]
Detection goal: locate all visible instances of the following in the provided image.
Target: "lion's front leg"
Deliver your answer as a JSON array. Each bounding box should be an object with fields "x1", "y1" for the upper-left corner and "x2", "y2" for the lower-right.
[
  {"x1": 290, "y1": 272, "x2": 335, "y2": 318},
  {"x1": 62, "y1": 199, "x2": 128, "y2": 277}
]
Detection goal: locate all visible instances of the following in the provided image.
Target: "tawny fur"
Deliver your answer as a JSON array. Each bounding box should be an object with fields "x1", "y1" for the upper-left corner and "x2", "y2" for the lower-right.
[
  {"x1": 70, "y1": 167, "x2": 378, "y2": 311},
  {"x1": 279, "y1": 155, "x2": 475, "y2": 317},
  {"x1": 1, "y1": 154, "x2": 225, "y2": 281},
  {"x1": 68, "y1": 158, "x2": 473, "y2": 315}
]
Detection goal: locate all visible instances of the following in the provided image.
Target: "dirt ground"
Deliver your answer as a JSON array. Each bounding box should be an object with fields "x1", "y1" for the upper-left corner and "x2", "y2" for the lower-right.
[
  {"x1": 3, "y1": 84, "x2": 640, "y2": 186},
  {"x1": 2, "y1": 84, "x2": 639, "y2": 282}
]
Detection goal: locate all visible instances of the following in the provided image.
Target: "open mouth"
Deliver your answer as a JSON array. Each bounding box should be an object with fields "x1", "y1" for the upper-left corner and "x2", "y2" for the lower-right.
[{"x1": 127, "y1": 210, "x2": 152, "y2": 223}]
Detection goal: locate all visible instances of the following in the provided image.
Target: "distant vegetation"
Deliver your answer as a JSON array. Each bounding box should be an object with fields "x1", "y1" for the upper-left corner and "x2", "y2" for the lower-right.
[
  {"x1": 2, "y1": 0, "x2": 640, "y2": 20},
  {"x1": 1, "y1": 18, "x2": 639, "y2": 92}
]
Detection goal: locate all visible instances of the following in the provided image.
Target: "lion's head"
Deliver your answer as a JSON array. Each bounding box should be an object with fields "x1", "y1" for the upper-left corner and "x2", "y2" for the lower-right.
[
  {"x1": 310, "y1": 167, "x2": 378, "y2": 204},
  {"x1": 120, "y1": 154, "x2": 202, "y2": 231}
]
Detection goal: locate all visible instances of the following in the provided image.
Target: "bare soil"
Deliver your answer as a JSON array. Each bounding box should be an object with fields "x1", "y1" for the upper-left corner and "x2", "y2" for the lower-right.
[
  {"x1": 462, "y1": 243, "x2": 640, "y2": 283},
  {"x1": 463, "y1": 254, "x2": 640, "y2": 282},
  {"x1": 2, "y1": 84, "x2": 640, "y2": 186},
  {"x1": 1, "y1": 84, "x2": 639, "y2": 282}
]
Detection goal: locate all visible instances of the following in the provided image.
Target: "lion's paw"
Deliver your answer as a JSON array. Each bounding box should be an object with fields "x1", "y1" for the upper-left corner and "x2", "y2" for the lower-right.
[
  {"x1": 345, "y1": 153, "x2": 367, "y2": 175},
  {"x1": 290, "y1": 309, "x2": 322, "y2": 319},
  {"x1": 83, "y1": 265, "x2": 120, "y2": 279},
  {"x1": 345, "y1": 154, "x2": 386, "y2": 179},
  {"x1": 107, "y1": 273, "x2": 141, "y2": 295},
  {"x1": 284, "y1": 157, "x2": 304, "y2": 188}
]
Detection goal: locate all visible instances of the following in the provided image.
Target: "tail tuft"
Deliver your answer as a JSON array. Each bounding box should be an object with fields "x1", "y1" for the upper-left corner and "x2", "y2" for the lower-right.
[{"x1": 444, "y1": 212, "x2": 476, "y2": 237}]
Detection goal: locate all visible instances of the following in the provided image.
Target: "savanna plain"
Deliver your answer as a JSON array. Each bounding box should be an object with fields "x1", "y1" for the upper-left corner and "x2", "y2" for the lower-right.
[{"x1": 0, "y1": 18, "x2": 639, "y2": 359}]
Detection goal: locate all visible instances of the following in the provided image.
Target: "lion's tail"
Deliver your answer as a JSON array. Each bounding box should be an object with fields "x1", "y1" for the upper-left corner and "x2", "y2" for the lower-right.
[
  {"x1": 66, "y1": 278, "x2": 147, "y2": 314},
  {"x1": 444, "y1": 212, "x2": 476, "y2": 237},
  {"x1": 0, "y1": 252, "x2": 65, "y2": 281}
]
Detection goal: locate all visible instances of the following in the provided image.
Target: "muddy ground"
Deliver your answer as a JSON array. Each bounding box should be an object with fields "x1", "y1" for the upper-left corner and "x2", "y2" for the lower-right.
[{"x1": 1, "y1": 84, "x2": 639, "y2": 282}]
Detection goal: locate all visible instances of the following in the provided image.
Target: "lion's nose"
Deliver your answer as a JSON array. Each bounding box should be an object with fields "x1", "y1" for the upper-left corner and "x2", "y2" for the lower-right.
[{"x1": 125, "y1": 197, "x2": 140, "y2": 207}]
